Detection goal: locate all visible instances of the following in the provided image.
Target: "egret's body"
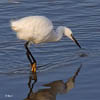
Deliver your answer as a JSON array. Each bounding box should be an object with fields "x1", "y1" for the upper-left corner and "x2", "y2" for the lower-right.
[{"x1": 11, "y1": 16, "x2": 81, "y2": 72}]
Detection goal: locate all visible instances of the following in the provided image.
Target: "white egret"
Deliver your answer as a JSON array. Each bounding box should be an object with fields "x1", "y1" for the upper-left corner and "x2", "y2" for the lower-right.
[{"x1": 10, "y1": 16, "x2": 81, "y2": 72}]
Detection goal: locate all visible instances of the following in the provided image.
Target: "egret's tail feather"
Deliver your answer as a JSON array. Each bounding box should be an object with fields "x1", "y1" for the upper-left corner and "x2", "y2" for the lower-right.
[
  {"x1": 10, "y1": 20, "x2": 16, "y2": 30},
  {"x1": 10, "y1": 19, "x2": 15, "y2": 26},
  {"x1": 10, "y1": 19, "x2": 21, "y2": 33}
]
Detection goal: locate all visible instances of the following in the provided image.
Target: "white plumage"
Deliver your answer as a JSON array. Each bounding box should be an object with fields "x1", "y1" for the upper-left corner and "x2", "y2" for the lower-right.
[
  {"x1": 11, "y1": 16, "x2": 53, "y2": 43},
  {"x1": 11, "y1": 16, "x2": 81, "y2": 46}
]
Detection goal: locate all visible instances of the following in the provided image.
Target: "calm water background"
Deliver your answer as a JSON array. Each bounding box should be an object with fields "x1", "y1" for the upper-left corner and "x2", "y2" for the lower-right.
[{"x1": 0, "y1": 0, "x2": 100, "y2": 100}]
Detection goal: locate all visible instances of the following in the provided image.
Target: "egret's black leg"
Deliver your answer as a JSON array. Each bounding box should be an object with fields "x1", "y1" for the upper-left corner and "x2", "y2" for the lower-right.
[
  {"x1": 26, "y1": 52, "x2": 33, "y2": 65},
  {"x1": 24, "y1": 41, "x2": 36, "y2": 63},
  {"x1": 24, "y1": 41, "x2": 37, "y2": 72}
]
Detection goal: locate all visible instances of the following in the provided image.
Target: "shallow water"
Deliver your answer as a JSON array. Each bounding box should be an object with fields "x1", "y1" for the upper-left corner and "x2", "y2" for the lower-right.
[{"x1": 0, "y1": 0, "x2": 100, "y2": 100}]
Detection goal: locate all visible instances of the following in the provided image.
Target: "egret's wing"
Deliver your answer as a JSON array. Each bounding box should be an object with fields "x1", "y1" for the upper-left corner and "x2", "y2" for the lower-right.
[
  {"x1": 10, "y1": 16, "x2": 54, "y2": 43},
  {"x1": 30, "y1": 16, "x2": 53, "y2": 39}
]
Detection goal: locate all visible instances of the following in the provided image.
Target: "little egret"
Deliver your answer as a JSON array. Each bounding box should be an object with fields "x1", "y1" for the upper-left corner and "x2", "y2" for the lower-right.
[{"x1": 10, "y1": 16, "x2": 81, "y2": 72}]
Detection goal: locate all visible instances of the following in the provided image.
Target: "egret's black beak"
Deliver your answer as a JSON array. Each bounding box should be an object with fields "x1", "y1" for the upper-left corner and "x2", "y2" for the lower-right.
[{"x1": 71, "y1": 34, "x2": 81, "y2": 49}]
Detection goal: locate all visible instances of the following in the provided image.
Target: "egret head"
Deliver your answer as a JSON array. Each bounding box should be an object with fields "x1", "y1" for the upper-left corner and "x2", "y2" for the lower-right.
[{"x1": 64, "y1": 27, "x2": 81, "y2": 48}]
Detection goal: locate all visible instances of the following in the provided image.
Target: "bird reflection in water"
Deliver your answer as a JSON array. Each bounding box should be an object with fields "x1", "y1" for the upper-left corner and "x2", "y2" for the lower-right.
[{"x1": 25, "y1": 65, "x2": 82, "y2": 100}]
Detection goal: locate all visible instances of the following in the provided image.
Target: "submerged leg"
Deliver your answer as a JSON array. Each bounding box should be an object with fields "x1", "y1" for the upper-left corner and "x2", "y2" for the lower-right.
[{"x1": 24, "y1": 41, "x2": 37, "y2": 72}]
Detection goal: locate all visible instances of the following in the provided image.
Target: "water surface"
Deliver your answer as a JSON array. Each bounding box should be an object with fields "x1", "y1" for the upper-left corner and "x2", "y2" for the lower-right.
[{"x1": 0, "y1": 0, "x2": 100, "y2": 100}]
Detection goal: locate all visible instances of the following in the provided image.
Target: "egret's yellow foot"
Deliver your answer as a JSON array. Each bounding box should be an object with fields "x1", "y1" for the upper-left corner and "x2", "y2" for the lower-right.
[{"x1": 31, "y1": 62, "x2": 36, "y2": 72}]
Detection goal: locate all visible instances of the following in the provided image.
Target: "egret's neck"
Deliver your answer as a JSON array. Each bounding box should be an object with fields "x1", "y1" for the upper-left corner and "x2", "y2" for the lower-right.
[
  {"x1": 42, "y1": 26, "x2": 64, "y2": 43},
  {"x1": 55, "y1": 26, "x2": 64, "y2": 41}
]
